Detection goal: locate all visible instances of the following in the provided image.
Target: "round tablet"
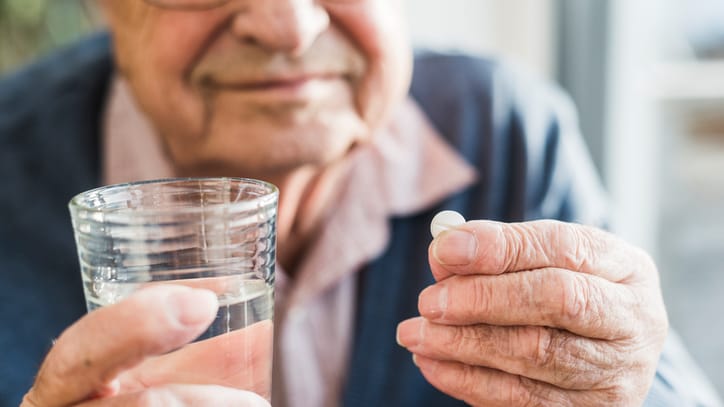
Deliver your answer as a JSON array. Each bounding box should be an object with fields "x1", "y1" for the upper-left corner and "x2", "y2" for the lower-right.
[{"x1": 430, "y1": 210, "x2": 466, "y2": 238}]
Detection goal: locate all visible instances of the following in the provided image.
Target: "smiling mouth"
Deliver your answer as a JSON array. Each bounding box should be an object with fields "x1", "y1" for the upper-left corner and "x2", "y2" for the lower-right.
[{"x1": 202, "y1": 73, "x2": 346, "y2": 92}]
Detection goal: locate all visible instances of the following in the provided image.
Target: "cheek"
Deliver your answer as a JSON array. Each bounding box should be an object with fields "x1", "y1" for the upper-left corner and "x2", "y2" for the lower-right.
[
  {"x1": 116, "y1": 10, "x2": 228, "y2": 77},
  {"x1": 326, "y1": 1, "x2": 412, "y2": 126},
  {"x1": 142, "y1": 15, "x2": 222, "y2": 77},
  {"x1": 113, "y1": 11, "x2": 230, "y2": 138}
]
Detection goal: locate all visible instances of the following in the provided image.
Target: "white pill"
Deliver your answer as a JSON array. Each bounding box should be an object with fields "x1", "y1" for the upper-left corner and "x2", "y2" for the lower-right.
[{"x1": 430, "y1": 210, "x2": 466, "y2": 238}]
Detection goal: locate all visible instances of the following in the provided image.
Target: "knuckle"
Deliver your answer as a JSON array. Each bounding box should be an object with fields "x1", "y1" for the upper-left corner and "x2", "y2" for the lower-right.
[
  {"x1": 446, "y1": 325, "x2": 473, "y2": 356},
  {"x1": 530, "y1": 328, "x2": 579, "y2": 387},
  {"x1": 470, "y1": 277, "x2": 493, "y2": 318},
  {"x1": 508, "y1": 376, "x2": 538, "y2": 406},
  {"x1": 570, "y1": 225, "x2": 600, "y2": 271},
  {"x1": 531, "y1": 328, "x2": 557, "y2": 369},
  {"x1": 529, "y1": 327, "x2": 601, "y2": 389},
  {"x1": 514, "y1": 377, "x2": 572, "y2": 407},
  {"x1": 550, "y1": 336, "x2": 585, "y2": 386},
  {"x1": 503, "y1": 377, "x2": 525, "y2": 406},
  {"x1": 503, "y1": 224, "x2": 526, "y2": 271},
  {"x1": 542, "y1": 220, "x2": 574, "y2": 266},
  {"x1": 558, "y1": 273, "x2": 591, "y2": 323},
  {"x1": 494, "y1": 326, "x2": 523, "y2": 360}
]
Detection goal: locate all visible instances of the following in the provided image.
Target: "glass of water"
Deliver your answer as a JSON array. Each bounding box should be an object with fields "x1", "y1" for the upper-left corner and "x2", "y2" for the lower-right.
[{"x1": 68, "y1": 177, "x2": 277, "y2": 399}]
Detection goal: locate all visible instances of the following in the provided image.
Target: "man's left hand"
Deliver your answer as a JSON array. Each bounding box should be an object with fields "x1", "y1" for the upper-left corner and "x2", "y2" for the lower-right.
[{"x1": 397, "y1": 220, "x2": 668, "y2": 407}]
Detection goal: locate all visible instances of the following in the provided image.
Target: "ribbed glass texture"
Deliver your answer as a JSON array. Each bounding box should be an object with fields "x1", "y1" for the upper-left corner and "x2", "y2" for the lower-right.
[{"x1": 68, "y1": 177, "x2": 278, "y2": 339}]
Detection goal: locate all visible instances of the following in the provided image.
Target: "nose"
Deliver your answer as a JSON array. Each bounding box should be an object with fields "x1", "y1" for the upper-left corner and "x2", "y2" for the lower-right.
[{"x1": 230, "y1": 0, "x2": 330, "y2": 55}]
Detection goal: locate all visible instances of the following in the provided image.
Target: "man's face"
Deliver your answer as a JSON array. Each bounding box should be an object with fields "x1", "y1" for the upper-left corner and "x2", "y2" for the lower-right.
[{"x1": 102, "y1": 0, "x2": 412, "y2": 179}]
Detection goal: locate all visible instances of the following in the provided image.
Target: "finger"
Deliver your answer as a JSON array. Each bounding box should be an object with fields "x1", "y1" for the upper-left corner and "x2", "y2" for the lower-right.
[
  {"x1": 23, "y1": 285, "x2": 218, "y2": 407},
  {"x1": 411, "y1": 355, "x2": 576, "y2": 407},
  {"x1": 75, "y1": 384, "x2": 270, "y2": 407},
  {"x1": 398, "y1": 318, "x2": 618, "y2": 390},
  {"x1": 120, "y1": 320, "x2": 274, "y2": 399},
  {"x1": 429, "y1": 220, "x2": 652, "y2": 283},
  {"x1": 418, "y1": 268, "x2": 638, "y2": 339}
]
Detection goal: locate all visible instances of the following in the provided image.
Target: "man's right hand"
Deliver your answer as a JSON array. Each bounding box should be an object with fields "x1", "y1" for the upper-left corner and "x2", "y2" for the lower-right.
[{"x1": 21, "y1": 285, "x2": 270, "y2": 407}]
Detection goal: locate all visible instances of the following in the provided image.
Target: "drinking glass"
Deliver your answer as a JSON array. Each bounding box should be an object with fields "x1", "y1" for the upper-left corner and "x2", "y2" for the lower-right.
[{"x1": 69, "y1": 177, "x2": 277, "y2": 399}]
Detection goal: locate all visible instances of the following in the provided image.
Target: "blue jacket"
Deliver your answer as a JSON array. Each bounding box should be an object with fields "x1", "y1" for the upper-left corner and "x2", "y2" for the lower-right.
[{"x1": 0, "y1": 34, "x2": 719, "y2": 406}]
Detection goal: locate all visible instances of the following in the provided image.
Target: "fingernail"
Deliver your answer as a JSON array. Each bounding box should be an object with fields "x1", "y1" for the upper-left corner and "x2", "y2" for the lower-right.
[
  {"x1": 168, "y1": 288, "x2": 218, "y2": 326},
  {"x1": 418, "y1": 285, "x2": 447, "y2": 320},
  {"x1": 412, "y1": 354, "x2": 419, "y2": 367},
  {"x1": 397, "y1": 317, "x2": 424, "y2": 348},
  {"x1": 433, "y1": 229, "x2": 477, "y2": 266}
]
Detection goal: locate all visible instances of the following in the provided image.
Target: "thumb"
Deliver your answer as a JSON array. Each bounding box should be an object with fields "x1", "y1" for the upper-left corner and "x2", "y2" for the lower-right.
[{"x1": 22, "y1": 285, "x2": 218, "y2": 407}]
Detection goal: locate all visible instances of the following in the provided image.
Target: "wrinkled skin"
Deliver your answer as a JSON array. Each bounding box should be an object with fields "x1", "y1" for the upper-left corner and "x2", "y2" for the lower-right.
[
  {"x1": 24, "y1": 0, "x2": 412, "y2": 405},
  {"x1": 22, "y1": 285, "x2": 271, "y2": 407},
  {"x1": 21, "y1": 0, "x2": 669, "y2": 405},
  {"x1": 397, "y1": 220, "x2": 668, "y2": 406},
  {"x1": 100, "y1": 0, "x2": 411, "y2": 179},
  {"x1": 98, "y1": 0, "x2": 411, "y2": 270}
]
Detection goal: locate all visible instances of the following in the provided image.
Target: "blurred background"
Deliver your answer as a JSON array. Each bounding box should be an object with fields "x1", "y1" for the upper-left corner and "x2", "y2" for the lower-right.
[{"x1": 2, "y1": 0, "x2": 723, "y2": 396}]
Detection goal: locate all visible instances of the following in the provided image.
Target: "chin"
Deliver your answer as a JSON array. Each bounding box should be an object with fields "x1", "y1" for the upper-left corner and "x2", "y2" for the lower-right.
[
  {"x1": 185, "y1": 128, "x2": 357, "y2": 178},
  {"x1": 214, "y1": 111, "x2": 363, "y2": 165},
  {"x1": 164, "y1": 99, "x2": 367, "y2": 177}
]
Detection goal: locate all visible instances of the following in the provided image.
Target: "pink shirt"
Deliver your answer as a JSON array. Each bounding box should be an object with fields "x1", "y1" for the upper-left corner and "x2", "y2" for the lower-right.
[{"x1": 103, "y1": 78, "x2": 476, "y2": 407}]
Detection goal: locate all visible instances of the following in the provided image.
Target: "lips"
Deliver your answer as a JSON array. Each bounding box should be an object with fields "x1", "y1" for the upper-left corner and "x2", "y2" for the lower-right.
[{"x1": 203, "y1": 73, "x2": 345, "y2": 92}]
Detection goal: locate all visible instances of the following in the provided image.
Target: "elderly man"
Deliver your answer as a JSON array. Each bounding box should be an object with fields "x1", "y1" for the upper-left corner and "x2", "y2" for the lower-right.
[{"x1": 0, "y1": 0, "x2": 720, "y2": 406}]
